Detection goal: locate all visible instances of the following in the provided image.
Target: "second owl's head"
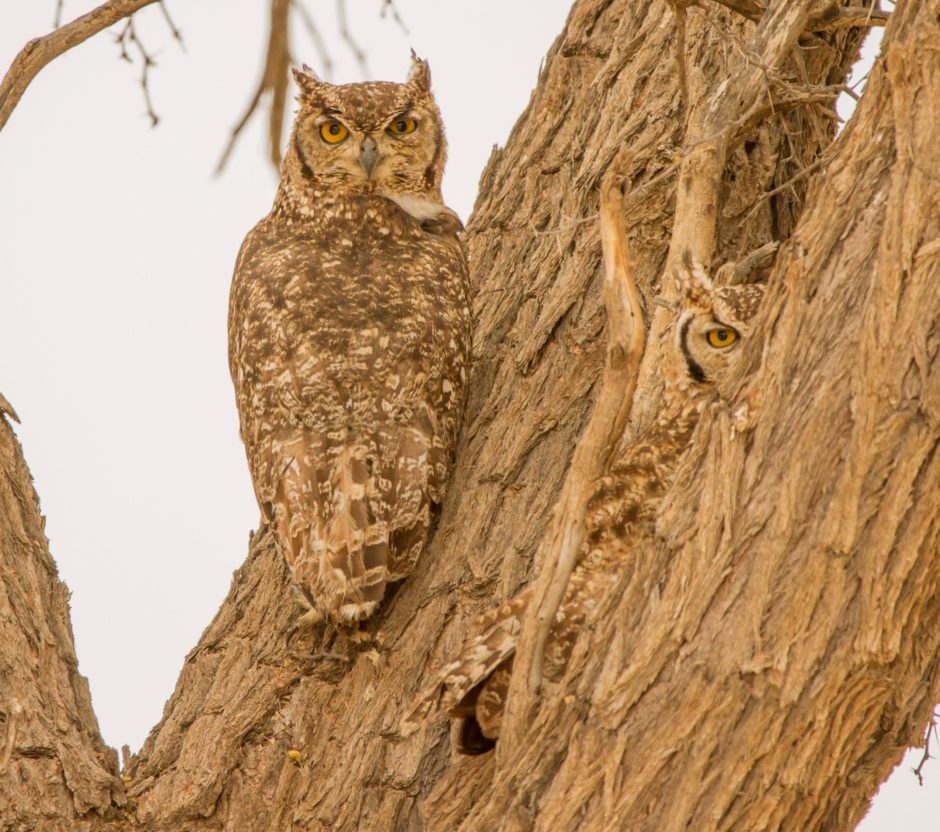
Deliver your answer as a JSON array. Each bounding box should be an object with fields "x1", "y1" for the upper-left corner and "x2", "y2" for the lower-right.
[
  {"x1": 673, "y1": 252, "x2": 766, "y2": 387},
  {"x1": 287, "y1": 54, "x2": 446, "y2": 200}
]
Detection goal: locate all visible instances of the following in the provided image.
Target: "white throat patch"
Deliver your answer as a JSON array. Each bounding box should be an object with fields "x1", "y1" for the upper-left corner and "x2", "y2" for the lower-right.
[{"x1": 383, "y1": 193, "x2": 449, "y2": 222}]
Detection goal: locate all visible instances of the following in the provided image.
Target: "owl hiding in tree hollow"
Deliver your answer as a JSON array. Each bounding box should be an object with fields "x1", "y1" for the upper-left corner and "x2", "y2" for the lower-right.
[
  {"x1": 228, "y1": 55, "x2": 471, "y2": 629},
  {"x1": 402, "y1": 256, "x2": 765, "y2": 752}
]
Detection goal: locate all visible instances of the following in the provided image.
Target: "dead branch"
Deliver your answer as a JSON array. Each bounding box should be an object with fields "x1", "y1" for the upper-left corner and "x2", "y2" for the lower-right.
[
  {"x1": 380, "y1": 0, "x2": 409, "y2": 34},
  {"x1": 116, "y1": 16, "x2": 159, "y2": 127},
  {"x1": 291, "y1": 0, "x2": 334, "y2": 80},
  {"x1": 336, "y1": 0, "x2": 370, "y2": 78},
  {"x1": 0, "y1": 0, "x2": 160, "y2": 133},
  {"x1": 667, "y1": 1, "x2": 816, "y2": 272},
  {"x1": 216, "y1": 0, "x2": 291, "y2": 174},
  {"x1": 706, "y1": 0, "x2": 890, "y2": 30},
  {"x1": 914, "y1": 714, "x2": 938, "y2": 787},
  {"x1": 158, "y1": 1, "x2": 184, "y2": 51},
  {"x1": 500, "y1": 146, "x2": 646, "y2": 739}
]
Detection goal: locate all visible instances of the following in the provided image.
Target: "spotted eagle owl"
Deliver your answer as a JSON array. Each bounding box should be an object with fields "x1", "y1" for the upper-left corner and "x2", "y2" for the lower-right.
[
  {"x1": 402, "y1": 256, "x2": 764, "y2": 752},
  {"x1": 228, "y1": 56, "x2": 471, "y2": 628}
]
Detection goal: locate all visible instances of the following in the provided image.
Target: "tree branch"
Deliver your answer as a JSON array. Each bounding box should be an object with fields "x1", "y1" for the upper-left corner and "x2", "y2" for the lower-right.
[
  {"x1": 706, "y1": 0, "x2": 890, "y2": 30},
  {"x1": 215, "y1": 0, "x2": 291, "y2": 174},
  {"x1": 0, "y1": 0, "x2": 159, "y2": 133},
  {"x1": 502, "y1": 147, "x2": 646, "y2": 737}
]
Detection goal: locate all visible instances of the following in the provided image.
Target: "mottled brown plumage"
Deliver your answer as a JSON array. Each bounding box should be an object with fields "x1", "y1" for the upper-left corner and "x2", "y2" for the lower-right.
[
  {"x1": 402, "y1": 258, "x2": 765, "y2": 750},
  {"x1": 229, "y1": 57, "x2": 471, "y2": 626}
]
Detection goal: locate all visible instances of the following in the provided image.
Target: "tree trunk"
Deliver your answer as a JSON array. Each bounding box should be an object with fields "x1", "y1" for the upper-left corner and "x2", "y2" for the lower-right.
[
  {"x1": 0, "y1": 404, "x2": 123, "y2": 830},
  {"x1": 4, "y1": 1, "x2": 938, "y2": 830}
]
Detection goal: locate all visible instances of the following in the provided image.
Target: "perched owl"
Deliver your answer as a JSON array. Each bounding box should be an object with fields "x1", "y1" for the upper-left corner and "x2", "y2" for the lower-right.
[
  {"x1": 228, "y1": 56, "x2": 471, "y2": 630},
  {"x1": 402, "y1": 256, "x2": 765, "y2": 752}
]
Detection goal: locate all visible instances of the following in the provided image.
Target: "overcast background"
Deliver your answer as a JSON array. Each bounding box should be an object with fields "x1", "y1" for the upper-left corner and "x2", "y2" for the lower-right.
[{"x1": 0, "y1": 3, "x2": 927, "y2": 828}]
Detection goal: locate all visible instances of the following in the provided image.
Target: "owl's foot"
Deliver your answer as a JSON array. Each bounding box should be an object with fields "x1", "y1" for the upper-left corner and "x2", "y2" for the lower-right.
[
  {"x1": 345, "y1": 625, "x2": 372, "y2": 644},
  {"x1": 286, "y1": 584, "x2": 325, "y2": 647},
  {"x1": 337, "y1": 600, "x2": 380, "y2": 623}
]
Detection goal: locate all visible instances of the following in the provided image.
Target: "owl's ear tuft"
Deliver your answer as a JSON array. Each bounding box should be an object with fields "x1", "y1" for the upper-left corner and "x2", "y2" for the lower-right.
[
  {"x1": 675, "y1": 249, "x2": 715, "y2": 308},
  {"x1": 407, "y1": 50, "x2": 431, "y2": 93},
  {"x1": 293, "y1": 65, "x2": 327, "y2": 103}
]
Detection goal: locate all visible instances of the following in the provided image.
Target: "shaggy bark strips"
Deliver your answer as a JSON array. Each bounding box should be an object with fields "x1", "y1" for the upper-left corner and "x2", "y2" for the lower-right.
[
  {"x1": 123, "y1": 1, "x2": 865, "y2": 829},
  {"x1": 429, "y1": 3, "x2": 940, "y2": 830},
  {"x1": 0, "y1": 408, "x2": 124, "y2": 830},
  {"x1": 3, "y1": 0, "x2": 928, "y2": 830}
]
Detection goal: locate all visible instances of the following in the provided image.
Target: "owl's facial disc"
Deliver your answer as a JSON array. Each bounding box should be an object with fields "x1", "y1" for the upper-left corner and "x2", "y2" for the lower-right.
[{"x1": 677, "y1": 310, "x2": 743, "y2": 384}]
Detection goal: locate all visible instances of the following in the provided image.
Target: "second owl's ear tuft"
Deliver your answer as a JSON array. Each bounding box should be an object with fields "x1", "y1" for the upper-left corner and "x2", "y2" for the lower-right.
[
  {"x1": 407, "y1": 50, "x2": 431, "y2": 93},
  {"x1": 293, "y1": 65, "x2": 327, "y2": 103},
  {"x1": 675, "y1": 249, "x2": 715, "y2": 308}
]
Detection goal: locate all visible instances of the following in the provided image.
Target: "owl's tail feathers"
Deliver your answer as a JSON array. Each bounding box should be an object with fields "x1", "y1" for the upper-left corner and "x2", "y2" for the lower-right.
[
  {"x1": 398, "y1": 587, "x2": 532, "y2": 744},
  {"x1": 325, "y1": 444, "x2": 389, "y2": 623}
]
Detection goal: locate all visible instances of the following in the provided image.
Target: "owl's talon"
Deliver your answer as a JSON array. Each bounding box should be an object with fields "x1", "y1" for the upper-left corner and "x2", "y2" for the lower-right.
[
  {"x1": 286, "y1": 608, "x2": 325, "y2": 647},
  {"x1": 346, "y1": 626, "x2": 371, "y2": 644}
]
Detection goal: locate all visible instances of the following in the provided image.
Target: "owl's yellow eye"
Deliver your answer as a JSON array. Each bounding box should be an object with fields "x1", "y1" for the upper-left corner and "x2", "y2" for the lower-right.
[
  {"x1": 388, "y1": 117, "x2": 417, "y2": 135},
  {"x1": 320, "y1": 121, "x2": 348, "y2": 144},
  {"x1": 706, "y1": 327, "x2": 738, "y2": 348}
]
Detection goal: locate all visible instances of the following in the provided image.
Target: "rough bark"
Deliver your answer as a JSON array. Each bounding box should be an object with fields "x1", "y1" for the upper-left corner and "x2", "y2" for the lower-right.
[
  {"x1": 430, "y1": 3, "x2": 940, "y2": 830},
  {"x1": 0, "y1": 406, "x2": 125, "y2": 830},
  {"x1": 4, "y1": 0, "x2": 936, "y2": 830},
  {"x1": 121, "y1": 1, "x2": 867, "y2": 829}
]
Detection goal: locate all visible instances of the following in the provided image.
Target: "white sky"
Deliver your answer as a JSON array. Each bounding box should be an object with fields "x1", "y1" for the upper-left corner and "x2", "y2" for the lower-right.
[{"x1": 0, "y1": 3, "x2": 930, "y2": 828}]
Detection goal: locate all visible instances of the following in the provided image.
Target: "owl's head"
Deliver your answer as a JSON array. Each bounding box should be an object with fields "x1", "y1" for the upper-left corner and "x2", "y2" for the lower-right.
[
  {"x1": 673, "y1": 253, "x2": 765, "y2": 387},
  {"x1": 286, "y1": 54, "x2": 446, "y2": 207}
]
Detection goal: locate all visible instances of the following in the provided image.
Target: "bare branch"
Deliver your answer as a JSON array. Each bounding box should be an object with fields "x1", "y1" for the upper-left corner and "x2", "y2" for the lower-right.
[
  {"x1": 53, "y1": 0, "x2": 65, "y2": 28},
  {"x1": 336, "y1": 0, "x2": 369, "y2": 78},
  {"x1": 810, "y1": 3, "x2": 890, "y2": 30},
  {"x1": 707, "y1": 0, "x2": 766, "y2": 22},
  {"x1": 506, "y1": 146, "x2": 645, "y2": 713},
  {"x1": 914, "y1": 714, "x2": 938, "y2": 786},
  {"x1": 216, "y1": 0, "x2": 291, "y2": 174},
  {"x1": 380, "y1": 0, "x2": 409, "y2": 34},
  {"x1": 667, "y1": 0, "x2": 816, "y2": 272},
  {"x1": 706, "y1": 0, "x2": 889, "y2": 30},
  {"x1": 116, "y1": 17, "x2": 160, "y2": 127},
  {"x1": 158, "y1": 1, "x2": 185, "y2": 51},
  {"x1": 0, "y1": 0, "x2": 160, "y2": 133},
  {"x1": 291, "y1": 0, "x2": 334, "y2": 80}
]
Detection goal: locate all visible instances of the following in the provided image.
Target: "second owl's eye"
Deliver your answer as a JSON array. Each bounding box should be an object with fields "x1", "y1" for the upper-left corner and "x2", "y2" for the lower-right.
[
  {"x1": 706, "y1": 327, "x2": 739, "y2": 348},
  {"x1": 388, "y1": 117, "x2": 417, "y2": 135},
  {"x1": 320, "y1": 122, "x2": 349, "y2": 143}
]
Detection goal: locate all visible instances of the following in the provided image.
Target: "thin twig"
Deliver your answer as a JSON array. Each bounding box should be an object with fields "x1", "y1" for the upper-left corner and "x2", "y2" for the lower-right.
[
  {"x1": 158, "y1": 0, "x2": 185, "y2": 52},
  {"x1": 914, "y1": 715, "x2": 938, "y2": 786},
  {"x1": 380, "y1": 0, "x2": 409, "y2": 34},
  {"x1": 0, "y1": 0, "x2": 160, "y2": 133},
  {"x1": 53, "y1": 0, "x2": 65, "y2": 28},
  {"x1": 291, "y1": 0, "x2": 334, "y2": 79},
  {"x1": 216, "y1": 0, "x2": 291, "y2": 174},
  {"x1": 742, "y1": 155, "x2": 825, "y2": 221},
  {"x1": 336, "y1": 0, "x2": 369, "y2": 78},
  {"x1": 704, "y1": 0, "x2": 889, "y2": 30},
  {"x1": 116, "y1": 17, "x2": 160, "y2": 126}
]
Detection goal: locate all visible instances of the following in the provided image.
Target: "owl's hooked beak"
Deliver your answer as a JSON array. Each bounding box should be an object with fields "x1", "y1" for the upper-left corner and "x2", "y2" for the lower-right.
[{"x1": 359, "y1": 137, "x2": 379, "y2": 178}]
